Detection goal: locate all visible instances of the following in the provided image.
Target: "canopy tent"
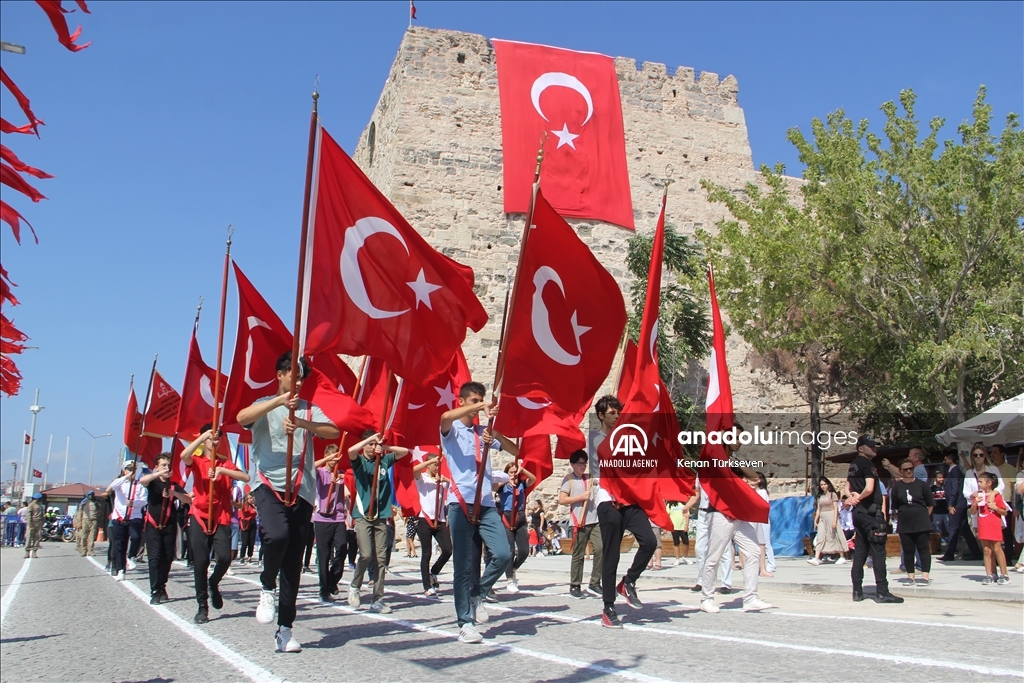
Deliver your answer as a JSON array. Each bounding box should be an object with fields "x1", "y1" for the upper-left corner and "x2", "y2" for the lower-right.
[{"x1": 935, "y1": 393, "x2": 1024, "y2": 447}]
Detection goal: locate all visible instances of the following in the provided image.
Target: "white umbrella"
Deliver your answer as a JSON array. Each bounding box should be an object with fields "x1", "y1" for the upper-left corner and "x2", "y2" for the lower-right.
[{"x1": 935, "y1": 392, "x2": 1024, "y2": 447}]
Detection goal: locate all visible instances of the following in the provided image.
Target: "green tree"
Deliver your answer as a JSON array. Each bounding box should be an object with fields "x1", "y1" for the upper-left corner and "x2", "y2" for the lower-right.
[
  {"x1": 625, "y1": 222, "x2": 710, "y2": 422},
  {"x1": 701, "y1": 88, "x2": 1024, "y2": 456}
]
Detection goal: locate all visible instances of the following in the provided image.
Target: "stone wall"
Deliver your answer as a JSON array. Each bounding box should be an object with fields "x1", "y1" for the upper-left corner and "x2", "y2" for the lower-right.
[{"x1": 350, "y1": 27, "x2": 809, "y2": 519}]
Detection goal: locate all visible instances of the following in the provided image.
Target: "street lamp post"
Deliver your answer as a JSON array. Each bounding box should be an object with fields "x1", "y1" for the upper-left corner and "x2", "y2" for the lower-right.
[
  {"x1": 82, "y1": 428, "x2": 111, "y2": 486},
  {"x1": 23, "y1": 389, "x2": 44, "y2": 495},
  {"x1": 62, "y1": 436, "x2": 70, "y2": 487}
]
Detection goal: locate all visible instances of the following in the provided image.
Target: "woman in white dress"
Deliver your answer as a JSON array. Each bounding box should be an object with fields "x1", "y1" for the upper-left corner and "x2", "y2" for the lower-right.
[{"x1": 808, "y1": 477, "x2": 847, "y2": 565}]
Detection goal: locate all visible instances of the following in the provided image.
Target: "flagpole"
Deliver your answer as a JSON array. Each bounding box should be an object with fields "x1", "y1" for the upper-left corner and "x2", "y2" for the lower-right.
[
  {"x1": 206, "y1": 228, "x2": 232, "y2": 532},
  {"x1": 62, "y1": 436, "x2": 69, "y2": 487},
  {"x1": 126, "y1": 356, "x2": 158, "y2": 519},
  {"x1": 470, "y1": 135, "x2": 545, "y2": 524},
  {"x1": 173, "y1": 295, "x2": 202, "y2": 488},
  {"x1": 366, "y1": 367, "x2": 394, "y2": 522},
  {"x1": 285, "y1": 87, "x2": 320, "y2": 507},
  {"x1": 323, "y1": 355, "x2": 368, "y2": 515}
]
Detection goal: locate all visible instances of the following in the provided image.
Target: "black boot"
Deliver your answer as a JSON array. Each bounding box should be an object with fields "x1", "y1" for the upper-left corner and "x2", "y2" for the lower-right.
[
  {"x1": 150, "y1": 591, "x2": 163, "y2": 605},
  {"x1": 210, "y1": 582, "x2": 223, "y2": 610},
  {"x1": 852, "y1": 588, "x2": 864, "y2": 602},
  {"x1": 875, "y1": 592, "x2": 904, "y2": 604},
  {"x1": 194, "y1": 606, "x2": 209, "y2": 623}
]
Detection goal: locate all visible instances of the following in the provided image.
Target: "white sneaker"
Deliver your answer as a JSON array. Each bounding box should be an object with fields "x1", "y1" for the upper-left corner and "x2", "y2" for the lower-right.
[
  {"x1": 471, "y1": 595, "x2": 489, "y2": 623},
  {"x1": 674, "y1": 558, "x2": 682, "y2": 567},
  {"x1": 836, "y1": 557, "x2": 847, "y2": 565},
  {"x1": 275, "y1": 626, "x2": 301, "y2": 653},
  {"x1": 699, "y1": 599, "x2": 720, "y2": 613},
  {"x1": 506, "y1": 579, "x2": 519, "y2": 593},
  {"x1": 115, "y1": 570, "x2": 125, "y2": 582},
  {"x1": 126, "y1": 558, "x2": 137, "y2": 571},
  {"x1": 424, "y1": 587, "x2": 437, "y2": 597},
  {"x1": 743, "y1": 598, "x2": 775, "y2": 612},
  {"x1": 807, "y1": 558, "x2": 821, "y2": 566},
  {"x1": 347, "y1": 586, "x2": 360, "y2": 608},
  {"x1": 369, "y1": 600, "x2": 392, "y2": 614},
  {"x1": 459, "y1": 623, "x2": 483, "y2": 644},
  {"x1": 256, "y1": 589, "x2": 276, "y2": 624}
]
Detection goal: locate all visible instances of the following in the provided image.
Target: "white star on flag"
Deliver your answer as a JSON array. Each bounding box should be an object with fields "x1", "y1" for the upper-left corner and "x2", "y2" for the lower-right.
[
  {"x1": 552, "y1": 123, "x2": 579, "y2": 149},
  {"x1": 406, "y1": 269, "x2": 442, "y2": 309},
  {"x1": 570, "y1": 311, "x2": 591, "y2": 350},
  {"x1": 411, "y1": 446, "x2": 429, "y2": 462},
  {"x1": 435, "y1": 381, "x2": 457, "y2": 409}
]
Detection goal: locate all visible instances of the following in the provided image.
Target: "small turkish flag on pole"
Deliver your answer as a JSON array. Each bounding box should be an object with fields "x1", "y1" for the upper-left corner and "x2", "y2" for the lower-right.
[
  {"x1": 176, "y1": 326, "x2": 227, "y2": 439},
  {"x1": 496, "y1": 190, "x2": 626, "y2": 416},
  {"x1": 24, "y1": 434, "x2": 30, "y2": 445},
  {"x1": 410, "y1": 0, "x2": 416, "y2": 22},
  {"x1": 301, "y1": 125, "x2": 488, "y2": 385},
  {"x1": 33, "y1": 468, "x2": 42, "y2": 479},
  {"x1": 493, "y1": 39, "x2": 634, "y2": 229}
]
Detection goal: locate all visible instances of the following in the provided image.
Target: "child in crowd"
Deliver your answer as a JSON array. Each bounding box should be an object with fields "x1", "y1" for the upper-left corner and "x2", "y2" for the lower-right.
[
  {"x1": 838, "y1": 495, "x2": 855, "y2": 561},
  {"x1": 971, "y1": 471, "x2": 1009, "y2": 585},
  {"x1": 528, "y1": 525, "x2": 542, "y2": 556}
]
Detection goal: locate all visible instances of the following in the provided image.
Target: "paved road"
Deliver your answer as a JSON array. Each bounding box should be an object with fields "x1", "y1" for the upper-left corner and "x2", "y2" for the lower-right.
[{"x1": 2, "y1": 542, "x2": 1022, "y2": 682}]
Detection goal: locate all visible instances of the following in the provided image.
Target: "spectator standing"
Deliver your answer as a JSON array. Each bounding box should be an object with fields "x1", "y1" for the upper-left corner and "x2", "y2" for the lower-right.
[
  {"x1": 838, "y1": 496, "x2": 855, "y2": 560},
  {"x1": 24, "y1": 494, "x2": 44, "y2": 558},
  {"x1": 938, "y1": 452, "x2": 982, "y2": 562},
  {"x1": 808, "y1": 477, "x2": 846, "y2": 565},
  {"x1": 990, "y1": 445, "x2": 1017, "y2": 564},
  {"x1": 931, "y1": 472, "x2": 949, "y2": 543},
  {"x1": 971, "y1": 472, "x2": 1009, "y2": 585},
  {"x1": 890, "y1": 459, "x2": 934, "y2": 585},
  {"x1": 78, "y1": 492, "x2": 100, "y2": 556},
  {"x1": 753, "y1": 473, "x2": 775, "y2": 576},
  {"x1": 666, "y1": 500, "x2": 693, "y2": 567}
]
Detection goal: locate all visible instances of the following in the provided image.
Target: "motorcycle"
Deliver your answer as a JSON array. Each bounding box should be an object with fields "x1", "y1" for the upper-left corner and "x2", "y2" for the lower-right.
[{"x1": 42, "y1": 515, "x2": 76, "y2": 543}]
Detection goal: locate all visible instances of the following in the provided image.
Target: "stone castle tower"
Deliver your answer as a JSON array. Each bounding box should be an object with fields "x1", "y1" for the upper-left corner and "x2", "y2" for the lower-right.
[{"x1": 351, "y1": 27, "x2": 809, "y2": 503}]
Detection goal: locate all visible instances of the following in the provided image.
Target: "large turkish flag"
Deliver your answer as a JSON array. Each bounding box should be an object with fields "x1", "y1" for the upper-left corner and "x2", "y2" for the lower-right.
[
  {"x1": 493, "y1": 39, "x2": 633, "y2": 230},
  {"x1": 301, "y1": 126, "x2": 488, "y2": 385},
  {"x1": 497, "y1": 190, "x2": 626, "y2": 415}
]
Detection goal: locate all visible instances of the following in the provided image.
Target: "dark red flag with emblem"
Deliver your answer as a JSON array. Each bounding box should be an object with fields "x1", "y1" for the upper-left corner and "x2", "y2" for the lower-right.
[
  {"x1": 492, "y1": 39, "x2": 633, "y2": 230},
  {"x1": 301, "y1": 126, "x2": 488, "y2": 385},
  {"x1": 143, "y1": 371, "x2": 181, "y2": 438},
  {"x1": 124, "y1": 382, "x2": 161, "y2": 467},
  {"x1": 496, "y1": 191, "x2": 625, "y2": 416}
]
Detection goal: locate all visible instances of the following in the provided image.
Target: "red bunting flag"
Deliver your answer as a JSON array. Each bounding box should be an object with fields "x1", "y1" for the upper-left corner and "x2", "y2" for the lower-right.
[
  {"x1": 301, "y1": 125, "x2": 488, "y2": 385},
  {"x1": 35, "y1": 0, "x2": 91, "y2": 52},
  {"x1": 1, "y1": 163, "x2": 46, "y2": 203},
  {"x1": 1, "y1": 200, "x2": 37, "y2": 244},
  {"x1": 497, "y1": 190, "x2": 626, "y2": 416},
  {"x1": 492, "y1": 39, "x2": 633, "y2": 230},
  {"x1": 0, "y1": 70, "x2": 45, "y2": 137},
  {"x1": 143, "y1": 371, "x2": 181, "y2": 438},
  {"x1": 697, "y1": 265, "x2": 769, "y2": 523}
]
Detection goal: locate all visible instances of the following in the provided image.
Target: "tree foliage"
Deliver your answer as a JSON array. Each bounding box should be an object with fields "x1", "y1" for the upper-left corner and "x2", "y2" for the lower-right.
[{"x1": 701, "y1": 87, "x2": 1024, "y2": 435}]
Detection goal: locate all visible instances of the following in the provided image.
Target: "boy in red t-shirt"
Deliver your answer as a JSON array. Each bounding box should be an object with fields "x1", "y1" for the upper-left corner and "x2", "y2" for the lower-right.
[{"x1": 182, "y1": 427, "x2": 250, "y2": 623}]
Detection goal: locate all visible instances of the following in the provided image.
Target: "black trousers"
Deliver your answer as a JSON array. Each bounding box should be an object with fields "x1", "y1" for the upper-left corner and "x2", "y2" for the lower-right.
[
  {"x1": 940, "y1": 504, "x2": 981, "y2": 560},
  {"x1": 239, "y1": 524, "x2": 257, "y2": 559},
  {"x1": 597, "y1": 503, "x2": 657, "y2": 608},
  {"x1": 502, "y1": 514, "x2": 529, "y2": 579},
  {"x1": 302, "y1": 520, "x2": 315, "y2": 569},
  {"x1": 145, "y1": 523, "x2": 177, "y2": 594},
  {"x1": 188, "y1": 518, "x2": 231, "y2": 608},
  {"x1": 899, "y1": 530, "x2": 931, "y2": 574},
  {"x1": 346, "y1": 529, "x2": 358, "y2": 564},
  {"x1": 851, "y1": 508, "x2": 888, "y2": 592},
  {"x1": 416, "y1": 518, "x2": 452, "y2": 590},
  {"x1": 110, "y1": 518, "x2": 144, "y2": 573},
  {"x1": 253, "y1": 487, "x2": 313, "y2": 628},
  {"x1": 314, "y1": 521, "x2": 347, "y2": 596}
]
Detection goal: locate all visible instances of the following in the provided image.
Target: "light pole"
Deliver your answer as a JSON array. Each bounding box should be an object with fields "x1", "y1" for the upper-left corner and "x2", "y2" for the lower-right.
[
  {"x1": 8, "y1": 462, "x2": 17, "y2": 500},
  {"x1": 23, "y1": 389, "x2": 43, "y2": 495},
  {"x1": 62, "y1": 436, "x2": 70, "y2": 487},
  {"x1": 82, "y1": 428, "x2": 111, "y2": 486},
  {"x1": 43, "y1": 434, "x2": 53, "y2": 490}
]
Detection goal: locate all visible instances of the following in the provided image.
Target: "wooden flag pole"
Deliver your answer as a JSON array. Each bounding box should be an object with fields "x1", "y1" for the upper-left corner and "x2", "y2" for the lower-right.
[
  {"x1": 366, "y1": 368, "x2": 394, "y2": 522},
  {"x1": 470, "y1": 135, "x2": 546, "y2": 524},
  {"x1": 433, "y1": 447, "x2": 443, "y2": 527},
  {"x1": 285, "y1": 87, "x2": 320, "y2": 507},
  {"x1": 323, "y1": 355, "x2": 369, "y2": 516},
  {"x1": 125, "y1": 355, "x2": 157, "y2": 520},
  {"x1": 207, "y1": 227, "x2": 233, "y2": 533}
]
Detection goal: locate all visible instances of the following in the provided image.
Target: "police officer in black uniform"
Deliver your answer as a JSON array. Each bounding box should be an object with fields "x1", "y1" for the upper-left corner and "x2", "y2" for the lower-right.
[{"x1": 846, "y1": 435, "x2": 903, "y2": 604}]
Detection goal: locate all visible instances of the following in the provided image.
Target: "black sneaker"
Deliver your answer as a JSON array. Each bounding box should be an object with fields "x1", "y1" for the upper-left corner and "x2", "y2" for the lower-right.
[
  {"x1": 193, "y1": 607, "x2": 209, "y2": 624},
  {"x1": 602, "y1": 605, "x2": 623, "y2": 628},
  {"x1": 150, "y1": 592, "x2": 163, "y2": 605},
  {"x1": 161, "y1": 588, "x2": 170, "y2": 602},
  {"x1": 617, "y1": 580, "x2": 642, "y2": 609},
  {"x1": 875, "y1": 593, "x2": 904, "y2": 604},
  {"x1": 689, "y1": 583, "x2": 702, "y2": 592},
  {"x1": 210, "y1": 583, "x2": 224, "y2": 610},
  {"x1": 319, "y1": 592, "x2": 335, "y2": 604},
  {"x1": 852, "y1": 589, "x2": 864, "y2": 602},
  {"x1": 569, "y1": 586, "x2": 586, "y2": 599},
  {"x1": 484, "y1": 590, "x2": 499, "y2": 604},
  {"x1": 718, "y1": 586, "x2": 734, "y2": 595},
  {"x1": 585, "y1": 584, "x2": 602, "y2": 598}
]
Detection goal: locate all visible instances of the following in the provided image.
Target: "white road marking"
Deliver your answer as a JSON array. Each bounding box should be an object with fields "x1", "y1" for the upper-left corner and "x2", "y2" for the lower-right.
[
  {"x1": 764, "y1": 610, "x2": 1023, "y2": 634},
  {"x1": 222, "y1": 571, "x2": 684, "y2": 683},
  {"x1": 87, "y1": 557, "x2": 280, "y2": 683},
  {"x1": 0, "y1": 557, "x2": 32, "y2": 629}
]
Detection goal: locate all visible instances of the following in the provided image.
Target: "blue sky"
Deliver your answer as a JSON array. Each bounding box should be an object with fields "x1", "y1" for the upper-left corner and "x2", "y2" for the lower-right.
[{"x1": 1, "y1": 1, "x2": 1020, "y2": 487}]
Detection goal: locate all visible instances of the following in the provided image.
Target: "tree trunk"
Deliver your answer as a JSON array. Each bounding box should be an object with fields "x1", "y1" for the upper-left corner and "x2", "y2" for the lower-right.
[{"x1": 808, "y1": 377, "x2": 824, "y2": 488}]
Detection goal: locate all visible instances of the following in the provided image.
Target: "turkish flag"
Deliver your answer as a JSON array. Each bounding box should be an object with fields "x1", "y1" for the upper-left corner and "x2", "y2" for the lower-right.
[
  {"x1": 694, "y1": 266, "x2": 768, "y2": 523},
  {"x1": 222, "y1": 262, "x2": 375, "y2": 435},
  {"x1": 353, "y1": 356, "x2": 397, "y2": 434},
  {"x1": 33, "y1": 468, "x2": 42, "y2": 479},
  {"x1": 492, "y1": 39, "x2": 633, "y2": 230},
  {"x1": 616, "y1": 339, "x2": 637, "y2": 403},
  {"x1": 312, "y1": 353, "x2": 359, "y2": 396},
  {"x1": 302, "y1": 126, "x2": 488, "y2": 385},
  {"x1": 519, "y1": 435, "x2": 555, "y2": 495},
  {"x1": 391, "y1": 348, "x2": 471, "y2": 448},
  {"x1": 175, "y1": 328, "x2": 227, "y2": 439},
  {"x1": 143, "y1": 371, "x2": 181, "y2": 438},
  {"x1": 497, "y1": 392, "x2": 590, "y2": 452},
  {"x1": 497, "y1": 190, "x2": 626, "y2": 416},
  {"x1": 124, "y1": 383, "x2": 161, "y2": 467}
]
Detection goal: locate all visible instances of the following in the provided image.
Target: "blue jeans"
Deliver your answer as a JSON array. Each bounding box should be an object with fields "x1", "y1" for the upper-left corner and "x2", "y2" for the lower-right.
[{"x1": 448, "y1": 504, "x2": 510, "y2": 626}]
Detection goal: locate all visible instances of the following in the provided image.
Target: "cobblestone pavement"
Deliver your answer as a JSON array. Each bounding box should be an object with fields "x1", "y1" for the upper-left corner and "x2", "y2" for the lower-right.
[{"x1": 2, "y1": 542, "x2": 1022, "y2": 682}]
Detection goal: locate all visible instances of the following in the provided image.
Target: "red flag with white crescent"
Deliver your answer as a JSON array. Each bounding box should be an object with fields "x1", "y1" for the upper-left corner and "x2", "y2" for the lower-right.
[
  {"x1": 492, "y1": 39, "x2": 633, "y2": 230},
  {"x1": 175, "y1": 328, "x2": 227, "y2": 439},
  {"x1": 697, "y1": 265, "x2": 769, "y2": 523},
  {"x1": 301, "y1": 126, "x2": 488, "y2": 385},
  {"x1": 496, "y1": 190, "x2": 626, "y2": 417},
  {"x1": 391, "y1": 348, "x2": 471, "y2": 448}
]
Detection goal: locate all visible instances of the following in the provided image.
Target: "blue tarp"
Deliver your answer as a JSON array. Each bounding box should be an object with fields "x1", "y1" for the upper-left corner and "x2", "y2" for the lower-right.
[{"x1": 769, "y1": 495, "x2": 815, "y2": 556}]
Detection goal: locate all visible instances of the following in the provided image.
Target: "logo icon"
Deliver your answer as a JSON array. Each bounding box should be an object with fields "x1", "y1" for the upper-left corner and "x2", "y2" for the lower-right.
[{"x1": 609, "y1": 423, "x2": 648, "y2": 458}]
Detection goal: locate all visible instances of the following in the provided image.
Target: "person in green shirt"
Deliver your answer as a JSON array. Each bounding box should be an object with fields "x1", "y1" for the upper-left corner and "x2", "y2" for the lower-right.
[{"x1": 346, "y1": 430, "x2": 410, "y2": 613}]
